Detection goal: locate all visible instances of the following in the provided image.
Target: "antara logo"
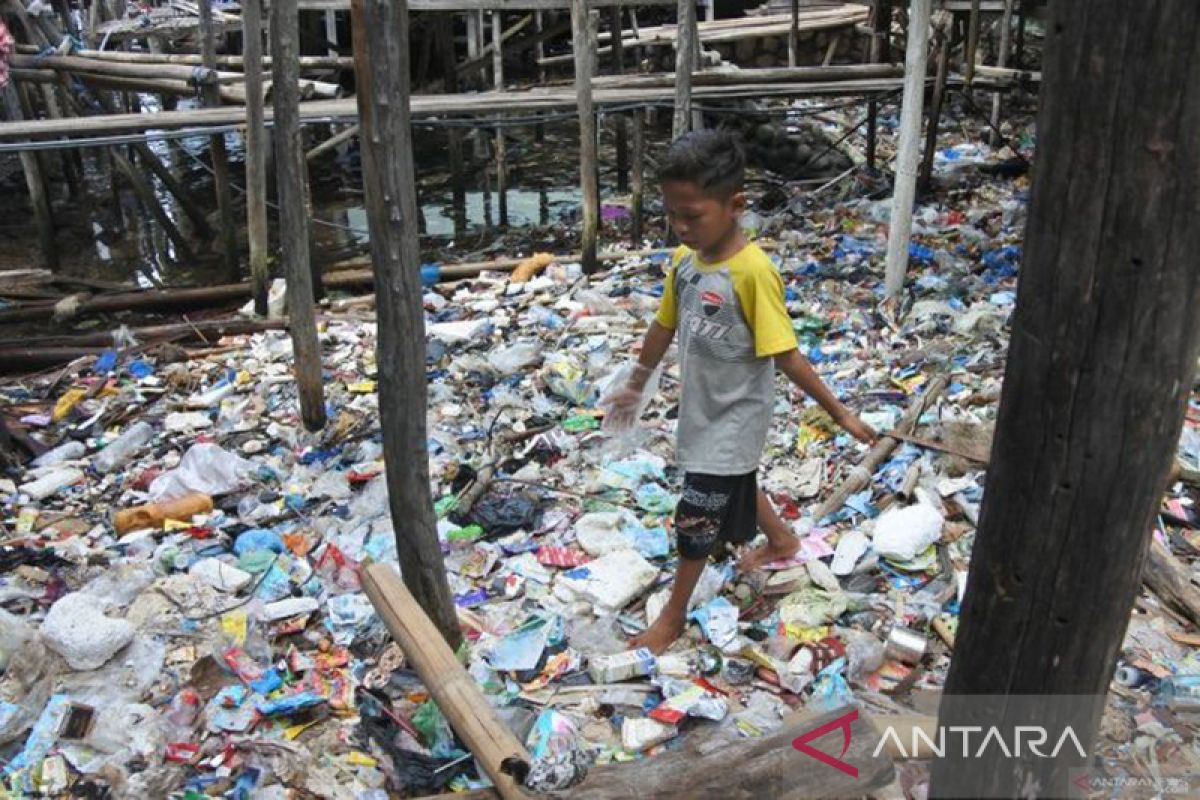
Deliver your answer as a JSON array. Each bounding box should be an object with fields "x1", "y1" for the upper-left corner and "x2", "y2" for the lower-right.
[{"x1": 791, "y1": 708, "x2": 859, "y2": 778}]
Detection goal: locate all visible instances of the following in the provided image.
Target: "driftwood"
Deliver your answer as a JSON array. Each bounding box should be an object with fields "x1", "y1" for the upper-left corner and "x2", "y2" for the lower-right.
[
  {"x1": 812, "y1": 375, "x2": 948, "y2": 521},
  {"x1": 1143, "y1": 538, "x2": 1200, "y2": 629}
]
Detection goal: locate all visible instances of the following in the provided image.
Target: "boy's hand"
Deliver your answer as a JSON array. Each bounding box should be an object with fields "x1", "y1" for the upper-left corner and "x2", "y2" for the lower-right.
[
  {"x1": 601, "y1": 384, "x2": 642, "y2": 432},
  {"x1": 836, "y1": 411, "x2": 878, "y2": 445}
]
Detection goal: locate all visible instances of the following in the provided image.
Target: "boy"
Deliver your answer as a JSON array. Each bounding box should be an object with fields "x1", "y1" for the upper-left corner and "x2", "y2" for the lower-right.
[{"x1": 604, "y1": 130, "x2": 877, "y2": 655}]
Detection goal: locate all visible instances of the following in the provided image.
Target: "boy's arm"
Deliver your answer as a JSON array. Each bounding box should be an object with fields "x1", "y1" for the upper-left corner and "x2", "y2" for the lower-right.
[
  {"x1": 629, "y1": 320, "x2": 675, "y2": 387},
  {"x1": 775, "y1": 348, "x2": 878, "y2": 444}
]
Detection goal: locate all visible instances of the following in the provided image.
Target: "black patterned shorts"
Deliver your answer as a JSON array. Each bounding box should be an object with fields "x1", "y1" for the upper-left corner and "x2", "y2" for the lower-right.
[{"x1": 675, "y1": 471, "x2": 758, "y2": 560}]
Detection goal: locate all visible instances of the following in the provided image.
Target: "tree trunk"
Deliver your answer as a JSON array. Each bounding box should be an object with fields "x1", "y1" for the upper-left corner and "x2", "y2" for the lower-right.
[
  {"x1": 572, "y1": 0, "x2": 599, "y2": 273},
  {"x1": 351, "y1": 0, "x2": 462, "y2": 647},
  {"x1": 199, "y1": 0, "x2": 239, "y2": 280},
  {"x1": 243, "y1": 0, "x2": 271, "y2": 316},
  {"x1": 933, "y1": 3, "x2": 1200, "y2": 797}
]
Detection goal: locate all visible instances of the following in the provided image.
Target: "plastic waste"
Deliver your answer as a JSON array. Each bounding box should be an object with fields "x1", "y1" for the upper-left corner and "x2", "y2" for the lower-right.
[
  {"x1": 93, "y1": 421, "x2": 154, "y2": 474},
  {"x1": 40, "y1": 592, "x2": 135, "y2": 670},
  {"x1": 31, "y1": 440, "x2": 86, "y2": 468},
  {"x1": 149, "y1": 443, "x2": 256, "y2": 501},
  {"x1": 488, "y1": 340, "x2": 544, "y2": 374},
  {"x1": 19, "y1": 467, "x2": 84, "y2": 500},
  {"x1": 113, "y1": 493, "x2": 214, "y2": 533},
  {"x1": 873, "y1": 491, "x2": 945, "y2": 562}
]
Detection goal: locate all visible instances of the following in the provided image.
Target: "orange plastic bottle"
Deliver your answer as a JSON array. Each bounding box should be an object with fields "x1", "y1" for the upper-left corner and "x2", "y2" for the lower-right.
[{"x1": 113, "y1": 493, "x2": 214, "y2": 533}]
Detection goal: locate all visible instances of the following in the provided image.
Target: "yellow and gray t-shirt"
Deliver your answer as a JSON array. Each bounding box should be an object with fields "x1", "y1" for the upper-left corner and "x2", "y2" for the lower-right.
[{"x1": 655, "y1": 243, "x2": 798, "y2": 475}]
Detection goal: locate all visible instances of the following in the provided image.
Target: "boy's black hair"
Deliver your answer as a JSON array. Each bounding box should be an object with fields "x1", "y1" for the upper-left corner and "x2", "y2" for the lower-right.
[{"x1": 658, "y1": 129, "x2": 745, "y2": 198}]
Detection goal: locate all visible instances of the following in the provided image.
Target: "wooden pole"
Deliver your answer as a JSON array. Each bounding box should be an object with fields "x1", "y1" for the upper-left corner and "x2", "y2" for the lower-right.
[
  {"x1": 671, "y1": 0, "x2": 696, "y2": 137},
  {"x1": 362, "y1": 565, "x2": 527, "y2": 798},
  {"x1": 438, "y1": 15, "x2": 466, "y2": 234},
  {"x1": 989, "y1": 0, "x2": 1014, "y2": 146},
  {"x1": 611, "y1": 5, "x2": 628, "y2": 192},
  {"x1": 964, "y1": 0, "x2": 980, "y2": 86},
  {"x1": 630, "y1": 108, "x2": 644, "y2": 245},
  {"x1": 865, "y1": 0, "x2": 891, "y2": 169},
  {"x1": 882, "y1": 0, "x2": 930, "y2": 299},
  {"x1": 492, "y1": 11, "x2": 507, "y2": 227},
  {"x1": 534, "y1": 9, "x2": 546, "y2": 85},
  {"x1": 572, "y1": 0, "x2": 599, "y2": 274},
  {"x1": 788, "y1": 0, "x2": 799, "y2": 67},
  {"x1": 1014, "y1": 0, "x2": 1026, "y2": 70},
  {"x1": 933, "y1": 3, "x2": 1200, "y2": 797},
  {"x1": 243, "y1": 0, "x2": 271, "y2": 316},
  {"x1": 0, "y1": 83, "x2": 56, "y2": 270},
  {"x1": 917, "y1": 10, "x2": 949, "y2": 192},
  {"x1": 352, "y1": 0, "x2": 466, "y2": 653},
  {"x1": 272, "y1": 0, "x2": 327, "y2": 432},
  {"x1": 199, "y1": 0, "x2": 239, "y2": 281}
]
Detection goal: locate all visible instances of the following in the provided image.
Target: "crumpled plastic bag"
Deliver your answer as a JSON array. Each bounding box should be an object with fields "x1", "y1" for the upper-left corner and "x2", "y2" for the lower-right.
[
  {"x1": 149, "y1": 443, "x2": 256, "y2": 501},
  {"x1": 872, "y1": 490, "x2": 945, "y2": 563}
]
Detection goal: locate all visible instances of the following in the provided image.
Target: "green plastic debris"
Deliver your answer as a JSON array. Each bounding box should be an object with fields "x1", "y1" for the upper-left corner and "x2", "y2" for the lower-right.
[{"x1": 562, "y1": 415, "x2": 601, "y2": 432}]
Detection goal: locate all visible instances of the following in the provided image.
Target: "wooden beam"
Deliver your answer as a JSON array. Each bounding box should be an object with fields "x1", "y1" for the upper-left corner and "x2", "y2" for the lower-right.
[
  {"x1": 611, "y1": 5, "x2": 628, "y2": 192},
  {"x1": 244, "y1": 0, "x2": 272, "y2": 316},
  {"x1": 361, "y1": 564, "x2": 526, "y2": 798},
  {"x1": 964, "y1": 0, "x2": 980, "y2": 85},
  {"x1": 865, "y1": 0, "x2": 892, "y2": 168},
  {"x1": 455, "y1": 12, "x2": 533, "y2": 79},
  {"x1": 934, "y1": 2, "x2": 1200, "y2": 795},
  {"x1": 571, "y1": 0, "x2": 599, "y2": 274},
  {"x1": 272, "y1": 0, "x2": 327, "y2": 431},
  {"x1": 199, "y1": 0, "x2": 240, "y2": 280},
  {"x1": 883, "y1": 0, "x2": 930, "y2": 298},
  {"x1": 295, "y1": 0, "x2": 672, "y2": 9}
]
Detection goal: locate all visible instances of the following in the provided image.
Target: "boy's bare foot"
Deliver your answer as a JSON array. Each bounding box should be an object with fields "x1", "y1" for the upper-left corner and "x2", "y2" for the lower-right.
[
  {"x1": 629, "y1": 613, "x2": 687, "y2": 655},
  {"x1": 737, "y1": 535, "x2": 802, "y2": 573}
]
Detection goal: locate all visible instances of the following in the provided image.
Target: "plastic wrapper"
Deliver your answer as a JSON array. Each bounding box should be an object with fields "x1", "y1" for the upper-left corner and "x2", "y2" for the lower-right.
[{"x1": 149, "y1": 443, "x2": 257, "y2": 501}]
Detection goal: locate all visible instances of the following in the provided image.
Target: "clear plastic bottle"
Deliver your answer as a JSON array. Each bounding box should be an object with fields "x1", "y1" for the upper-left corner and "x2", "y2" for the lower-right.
[
  {"x1": 94, "y1": 421, "x2": 154, "y2": 474},
  {"x1": 31, "y1": 440, "x2": 87, "y2": 468}
]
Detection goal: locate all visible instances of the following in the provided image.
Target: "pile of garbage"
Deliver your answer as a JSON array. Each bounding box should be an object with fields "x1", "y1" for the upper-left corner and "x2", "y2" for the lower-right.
[{"x1": 1, "y1": 118, "x2": 1197, "y2": 798}]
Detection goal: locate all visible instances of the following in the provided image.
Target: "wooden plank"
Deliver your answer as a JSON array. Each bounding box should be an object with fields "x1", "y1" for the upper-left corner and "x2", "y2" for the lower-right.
[
  {"x1": 0, "y1": 74, "x2": 1018, "y2": 143},
  {"x1": 361, "y1": 564, "x2": 527, "y2": 798},
  {"x1": 244, "y1": 0, "x2": 271, "y2": 316},
  {"x1": 934, "y1": 2, "x2": 1200, "y2": 796},
  {"x1": 572, "y1": 0, "x2": 598, "y2": 273},
  {"x1": 272, "y1": 0, "x2": 327, "y2": 432}
]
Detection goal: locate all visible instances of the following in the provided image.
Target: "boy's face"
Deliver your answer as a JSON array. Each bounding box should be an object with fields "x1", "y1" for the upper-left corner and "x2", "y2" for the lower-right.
[{"x1": 662, "y1": 179, "x2": 745, "y2": 256}]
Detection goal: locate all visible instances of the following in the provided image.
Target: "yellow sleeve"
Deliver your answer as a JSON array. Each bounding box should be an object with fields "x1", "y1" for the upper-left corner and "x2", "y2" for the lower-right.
[
  {"x1": 654, "y1": 247, "x2": 688, "y2": 329},
  {"x1": 655, "y1": 266, "x2": 678, "y2": 329},
  {"x1": 733, "y1": 256, "x2": 798, "y2": 358}
]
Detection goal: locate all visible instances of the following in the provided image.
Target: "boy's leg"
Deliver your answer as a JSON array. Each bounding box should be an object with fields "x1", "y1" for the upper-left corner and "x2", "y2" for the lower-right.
[
  {"x1": 737, "y1": 488, "x2": 801, "y2": 572},
  {"x1": 628, "y1": 555, "x2": 706, "y2": 655}
]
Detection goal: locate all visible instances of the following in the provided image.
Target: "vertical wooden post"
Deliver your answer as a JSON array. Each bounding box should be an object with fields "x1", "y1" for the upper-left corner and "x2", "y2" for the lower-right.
[
  {"x1": 0, "y1": 84, "x2": 56, "y2": 270},
  {"x1": 199, "y1": 0, "x2": 239, "y2": 280},
  {"x1": 882, "y1": 0, "x2": 929, "y2": 298},
  {"x1": 1014, "y1": 0, "x2": 1026, "y2": 70},
  {"x1": 534, "y1": 10, "x2": 545, "y2": 142},
  {"x1": 630, "y1": 108, "x2": 644, "y2": 246},
  {"x1": 918, "y1": 11, "x2": 949, "y2": 192},
  {"x1": 324, "y1": 9, "x2": 338, "y2": 55},
  {"x1": 438, "y1": 15, "x2": 466, "y2": 234},
  {"x1": 788, "y1": 0, "x2": 799, "y2": 67},
  {"x1": 933, "y1": 4, "x2": 1200, "y2": 797},
  {"x1": 272, "y1": 0, "x2": 327, "y2": 432},
  {"x1": 865, "y1": 0, "x2": 892, "y2": 169},
  {"x1": 611, "y1": 5, "x2": 628, "y2": 192},
  {"x1": 672, "y1": 0, "x2": 696, "y2": 137},
  {"x1": 492, "y1": 10, "x2": 507, "y2": 227},
  {"x1": 964, "y1": 0, "x2": 980, "y2": 86},
  {"x1": 571, "y1": 0, "x2": 598, "y2": 273},
  {"x1": 350, "y1": 0, "x2": 463, "y2": 650},
  {"x1": 989, "y1": 0, "x2": 1014, "y2": 146},
  {"x1": 243, "y1": 0, "x2": 271, "y2": 316}
]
